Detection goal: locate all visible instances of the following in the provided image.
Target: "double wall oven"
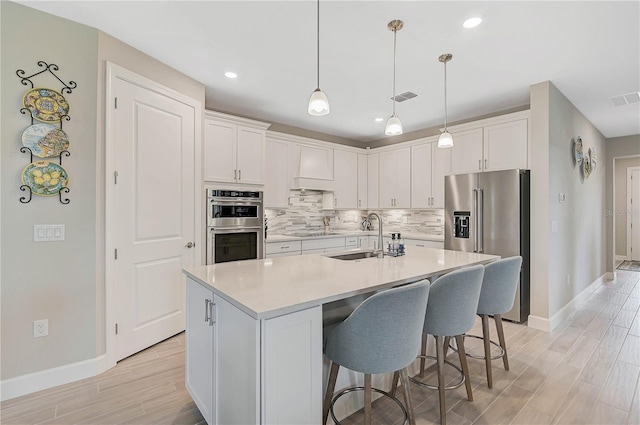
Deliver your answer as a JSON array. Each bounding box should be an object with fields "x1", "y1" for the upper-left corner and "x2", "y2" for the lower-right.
[{"x1": 206, "y1": 189, "x2": 264, "y2": 264}]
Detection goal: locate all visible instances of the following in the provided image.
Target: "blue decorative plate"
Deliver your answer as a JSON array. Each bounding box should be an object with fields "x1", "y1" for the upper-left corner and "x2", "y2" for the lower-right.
[
  {"x1": 22, "y1": 161, "x2": 69, "y2": 196},
  {"x1": 21, "y1": 123, "x2": 69, "y2": 158}
]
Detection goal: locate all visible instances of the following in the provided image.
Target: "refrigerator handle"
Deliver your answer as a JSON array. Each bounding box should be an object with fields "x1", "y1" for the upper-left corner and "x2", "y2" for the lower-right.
[{"x1": 476, "y1": 188, "x2": 484, "y2": 253}]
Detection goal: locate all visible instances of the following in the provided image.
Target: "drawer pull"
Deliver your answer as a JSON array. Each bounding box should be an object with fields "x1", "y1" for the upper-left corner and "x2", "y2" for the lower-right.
[{"x1": 280, "y1": 246, "x2": 290, "y2": 249}]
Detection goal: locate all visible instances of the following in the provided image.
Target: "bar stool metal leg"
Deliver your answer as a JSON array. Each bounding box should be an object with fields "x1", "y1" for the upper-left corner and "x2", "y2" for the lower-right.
[
  {"x1": 494, "y1": 314, "x2": 509, "y2": 370},
  {"x1": 435, "y1": 335, "x2": 447, "y2": 425},
  {"x1": 399, "y1": 368, "x2": 417, "y2": 425},
  {"x1": 390, "y1": 371, "x2": 399, "y2": 397},
  {"x1": 419, "y1": 333, "x2": 428, "y2": 378},
  {"x1": 323, "y1": 362, "x2": 340, "y2": 424},
  {"x1": 481, "y1": 314, "x2": 493, "y2": 389},
  {"x1": 364, "y1": 374, "x2": 372, "y2": 425},
  {"x1": 455, "y1": 334, "x2": 473, "y2": 401}
]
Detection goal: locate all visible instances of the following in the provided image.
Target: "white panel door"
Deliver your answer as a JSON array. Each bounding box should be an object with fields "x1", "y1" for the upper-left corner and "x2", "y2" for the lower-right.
[
  {"x1": 450, "y1": 128, "x2": 483, "y2": 174},
  {"x1": 411, "y1": 143, "x2": 432, "y2": 208},
  {"x1": 186, "y1": 280, "x2": 215, "y2": 425},
  {"x1": 367, "y1": 153, "x2": 379, "y2": 209},
  {"x1": 204, "y1": 119, "x2": 236, "y2": 183},
  {"x1": 333, "y1": 150, "x2": 358, "y2": 209},
  {"x1": 113, "y1": 77, "x2": 195, "y2": 361},
  {"x1": 264, "y1": 139, "x2": 290, "y2": 208},
  {"x1": 236, "y1": 126, "x2": 264, "y2": 184},
  {"x1": 432, "y1": 143, "x2": 452, "y2": 208},
  {"x1": 357, "y1": 153, "x2": 368, "y2": 209},
  {"x1": 632, "y1": 169, "x2": 640, "y2": 261},
  {"x1": 483, "y1": 119, "x2": 528, "y2": 171}
]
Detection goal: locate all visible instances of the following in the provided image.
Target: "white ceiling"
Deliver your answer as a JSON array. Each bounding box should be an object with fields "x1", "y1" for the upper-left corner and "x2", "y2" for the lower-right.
[{"x1": 17, "y1": 1, "x2": 640, "y2": 143}]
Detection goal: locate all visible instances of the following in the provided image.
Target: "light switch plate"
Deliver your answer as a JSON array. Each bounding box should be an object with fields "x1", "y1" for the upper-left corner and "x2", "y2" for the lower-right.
[{"x1": 34, "y1": 225, "x2": 65, "y2": 242}]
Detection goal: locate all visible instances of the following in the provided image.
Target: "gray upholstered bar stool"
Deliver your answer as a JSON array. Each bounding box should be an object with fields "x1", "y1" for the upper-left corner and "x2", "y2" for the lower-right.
[
  {"x1": 404, "y1": 265, "x2": 485, "y2": 425},
  {"x1": 464, "y1": 256, "x2": 523, "y2": 389},
  {"x1": 323, "y1": 280, "x2": 430, "y2": 425}
]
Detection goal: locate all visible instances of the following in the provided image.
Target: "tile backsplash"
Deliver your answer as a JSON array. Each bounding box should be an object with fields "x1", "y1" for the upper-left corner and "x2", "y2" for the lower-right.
[{"x1": 264, "y1": 190, "x2": 444, "y2": 237}]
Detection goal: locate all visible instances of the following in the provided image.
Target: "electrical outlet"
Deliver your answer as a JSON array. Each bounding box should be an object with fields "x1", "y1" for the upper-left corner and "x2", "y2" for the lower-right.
[{"x1": 33, "y1": 319, "x2": 48, "y2": 338}]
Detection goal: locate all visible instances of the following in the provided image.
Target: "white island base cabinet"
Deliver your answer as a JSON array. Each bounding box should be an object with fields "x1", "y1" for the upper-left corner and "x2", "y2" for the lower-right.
[{"x1": 186, "y1": 278, "x2": 322, "y2": 425}]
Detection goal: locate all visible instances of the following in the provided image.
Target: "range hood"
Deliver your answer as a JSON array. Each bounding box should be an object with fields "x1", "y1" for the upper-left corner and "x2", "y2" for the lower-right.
[{"x1": 291, "y1": 144, "x2": 334, "y2": 191}]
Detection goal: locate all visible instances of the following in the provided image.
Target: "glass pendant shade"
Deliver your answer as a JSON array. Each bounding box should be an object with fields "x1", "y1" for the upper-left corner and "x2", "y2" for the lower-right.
[
  {"x1": 385, "y1": 115, "x2": 403, "y2": 136},
  {"x1": 437, "y1": 130, "x2": 453, "y2": 148},
  {"x1": 308, "y1": 88, "x2": 330, "y2": 116}
]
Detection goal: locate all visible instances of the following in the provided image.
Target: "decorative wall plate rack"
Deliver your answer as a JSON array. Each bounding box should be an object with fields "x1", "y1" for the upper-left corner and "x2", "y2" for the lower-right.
[{"x1": 16, "y1": 61, "x2": 76, "y2": 204}]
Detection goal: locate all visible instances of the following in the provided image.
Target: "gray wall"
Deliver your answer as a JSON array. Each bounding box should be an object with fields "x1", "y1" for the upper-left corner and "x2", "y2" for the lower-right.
[
  {"x1": 529, "y1": 81, "x2": 607, "y2": 321},
  {"x1": 1, "y1": 2, "x2": 205, "y2": 382},
  {"x1": 606, "y1": 135, "x2": 640, "y2": 270},
  {"x1": 1, "y1": 1, "x2": 99, "y2": 379},
  {"x1": 615, "y1": 157, "x2": 640, "y2": 257}
]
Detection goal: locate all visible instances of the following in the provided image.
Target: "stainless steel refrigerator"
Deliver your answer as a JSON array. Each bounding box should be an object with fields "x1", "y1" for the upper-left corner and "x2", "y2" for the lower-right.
[{"x1": 444, "y1": 169, "x2": 530, "y2": 323}]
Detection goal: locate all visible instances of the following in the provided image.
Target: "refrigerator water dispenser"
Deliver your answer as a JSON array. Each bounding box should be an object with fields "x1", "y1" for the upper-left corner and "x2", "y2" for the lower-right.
[{"x1": 453, "y1": 211, "x2": 470, "y2": 238}]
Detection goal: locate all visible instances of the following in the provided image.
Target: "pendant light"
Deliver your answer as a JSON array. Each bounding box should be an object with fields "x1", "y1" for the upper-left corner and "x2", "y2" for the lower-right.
[
  {"x1": 308, "y1": 0, "x2": 329, "y2": 116},
  {"x1": 437, "y1": 53, "x2": 454, "y2": 148},
  {"x1": 385, "y1": 20, "x2": 404, "y2": 136}
]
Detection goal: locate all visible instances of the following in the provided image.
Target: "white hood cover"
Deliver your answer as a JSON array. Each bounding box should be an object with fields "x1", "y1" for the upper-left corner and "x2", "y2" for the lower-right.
[{"x1": 291, "y1": 144, "x2": 334, "y2": 191}]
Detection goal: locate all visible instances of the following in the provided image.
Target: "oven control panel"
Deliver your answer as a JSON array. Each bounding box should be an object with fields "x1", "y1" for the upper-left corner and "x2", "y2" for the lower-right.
[{"x1": 208, "y1": 189, "x2": 262, "y2": 199}]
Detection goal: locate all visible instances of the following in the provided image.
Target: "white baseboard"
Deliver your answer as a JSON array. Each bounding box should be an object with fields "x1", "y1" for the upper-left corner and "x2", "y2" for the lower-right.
[
  {"x1": 527, "y1": 273, "x2": 607, "y2": 333},
  {"x1": 0, "y1": 354, "x2": 109, "y2": 401},
  {"x1": 616, "y1": 255, "x2": 629, "y2": 262}
]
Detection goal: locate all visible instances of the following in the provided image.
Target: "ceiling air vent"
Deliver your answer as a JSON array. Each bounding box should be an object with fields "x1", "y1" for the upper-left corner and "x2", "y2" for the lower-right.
[
  {"x1": 609, "y1": 91, "x2": 640, "y2": 107},
  {"x1": 391, "y1": 91, "x2": 418, "y2": 102}
]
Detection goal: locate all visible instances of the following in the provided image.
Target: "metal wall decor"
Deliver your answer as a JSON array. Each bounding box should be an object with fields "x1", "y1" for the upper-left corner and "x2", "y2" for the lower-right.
[
  {"x1": 16, "y1": 61, "x2": 75, "y2": 204},
  {"x1": 573, "y1": 136, "x2": 597, "y2": 180}
]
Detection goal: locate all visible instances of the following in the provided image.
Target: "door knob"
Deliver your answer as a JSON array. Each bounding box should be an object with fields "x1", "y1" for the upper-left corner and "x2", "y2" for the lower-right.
[{"x1": 185, "y1": 242, "x2": 195, "y2": 248}]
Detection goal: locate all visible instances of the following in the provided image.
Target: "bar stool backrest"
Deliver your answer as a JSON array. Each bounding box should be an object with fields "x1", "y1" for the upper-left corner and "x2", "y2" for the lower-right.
[
  {"x1": 477, "y1": 256, "x2": 523, "y2": 315},
  {"x1": 423, "y1": 265, "x2": 484, "y2": 337},
  {"x1": 325, "y1": 280, "x2": 430, "y2": 375}
]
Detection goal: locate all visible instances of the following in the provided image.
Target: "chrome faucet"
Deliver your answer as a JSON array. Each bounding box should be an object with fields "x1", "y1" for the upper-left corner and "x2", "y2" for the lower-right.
[{"x1": 367, "y1": 212, "x2": 384, "y2": 258}]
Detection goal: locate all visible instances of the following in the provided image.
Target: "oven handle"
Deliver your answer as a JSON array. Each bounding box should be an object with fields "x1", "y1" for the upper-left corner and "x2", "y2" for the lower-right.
[
  {"x1": 209, "y1": 198, "x2": 262, "y2": 206},
  {"x1": 210, "y1": 226, "x2": 263, "y2": 234}
]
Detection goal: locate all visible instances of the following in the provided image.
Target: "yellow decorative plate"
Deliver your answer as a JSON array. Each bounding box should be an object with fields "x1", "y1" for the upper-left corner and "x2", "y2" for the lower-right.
[
  {"x1": 22, "y1": 161, "x2": 69, "y2": 196},
  {"x1": 22, "y1": 88, "x2": 70, "y2": 123}
]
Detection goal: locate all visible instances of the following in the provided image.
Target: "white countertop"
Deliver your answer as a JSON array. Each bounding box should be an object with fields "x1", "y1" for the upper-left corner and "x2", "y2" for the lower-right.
[
  {"x1": 265, "y1": 230, "x2": 444, "y2": 243},
  {"x1": 183, "y1": 247, "x2": 497, "y2": 320}
]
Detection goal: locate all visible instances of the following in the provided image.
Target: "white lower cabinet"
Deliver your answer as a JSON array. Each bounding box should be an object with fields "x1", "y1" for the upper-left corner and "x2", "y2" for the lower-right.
[
  {"x1": 358, "y1": 235, "x2": 371, "y2": 249},
  {"x1": 265, "y1": 240, "x2": 302, "y2": 258},
  {"x1": 403, "y1": 238, "x2": 444, "y2": 249},
  {"x1": 301, "y1": 237, "x2": 345, "y2": 254},
  {"x1": 186, "y1": 278, "x2": 321, "y2": 424},
  {"x1": 345, "y1": 236, "x2": 358, "y2": 249},
  {"x1": 186, "y1": 280, "x2": 215, "y2": 425}
]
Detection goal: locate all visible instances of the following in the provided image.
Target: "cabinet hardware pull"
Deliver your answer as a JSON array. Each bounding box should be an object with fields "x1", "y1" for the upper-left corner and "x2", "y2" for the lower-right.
[
  {"x1": 238, "y1": 169, "x2": 241, "y2": 181},
  {"x1": 234, "y1": 169, "x2": 237, "y2": 180},
  {"x1": 484, "y1": 159, "x2": 487, "y2": 169},
  {"x1": 281, "y1": 246, "x2": 289, "y2": 249},
  {"x1": 478, "y1": 160, "x2": 481, "y2": 170},
  {"x1": 209, "y1": 302, "x2": 216, "y2": 326},
  {"x1": 204, "y1": 299, "x2": 210, "y2": 323}
]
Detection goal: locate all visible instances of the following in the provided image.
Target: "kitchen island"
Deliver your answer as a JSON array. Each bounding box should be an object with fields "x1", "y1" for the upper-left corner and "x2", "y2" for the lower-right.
[{"x1": 182, "y1": 247, "x2": 498, "y2": 425}]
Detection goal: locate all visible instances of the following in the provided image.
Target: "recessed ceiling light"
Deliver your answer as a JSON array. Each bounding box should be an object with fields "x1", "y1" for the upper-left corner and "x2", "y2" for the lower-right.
[
  {"x1": 463, "y1": 17, "x2": 482, "y2": 29},
  {"x1": 224, "y1": 71, "x2": 238, "y2": 79},
  {"x1": 374, "y1": 117, "x2": 384, "y2": 122}
]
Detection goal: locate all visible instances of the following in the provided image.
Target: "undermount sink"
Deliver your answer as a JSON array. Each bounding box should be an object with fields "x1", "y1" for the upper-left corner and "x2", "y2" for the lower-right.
[
  {"x1": 328, "y1": 250, "x2": 378, "y2": 261},
  {"x1": 284, "y1": 231, "x2": 342, "y2": 237}
]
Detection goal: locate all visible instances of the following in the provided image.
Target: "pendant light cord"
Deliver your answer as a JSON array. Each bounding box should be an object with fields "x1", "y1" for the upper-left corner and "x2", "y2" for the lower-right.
[
  {"x1": 316, "y1": 0, "x2": 320, "y2": 89},
  {"x1": 392, "y1": 27, "x2": 397, "y2": 116},
  {"x1": 443, "y1": 58, "x2": 448, "y2": 129}
]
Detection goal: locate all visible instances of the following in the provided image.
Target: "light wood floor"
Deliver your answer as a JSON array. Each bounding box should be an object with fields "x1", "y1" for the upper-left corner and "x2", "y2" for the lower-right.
[{"x1": 2, "y1": 269, "x2": 639, "y2": 425}]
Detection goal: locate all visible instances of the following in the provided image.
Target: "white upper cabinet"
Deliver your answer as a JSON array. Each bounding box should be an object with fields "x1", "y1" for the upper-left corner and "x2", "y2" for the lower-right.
[
  {"x1": 379, "y1": 147, "x2": 411, "y2": 208},
  {"x1": 203, "y1": 111, "x2": 269, "y2": 185},
  {"x1": 367, "y1": 153, "x2": 379, "y2": 209},
  {"x1": 357, "y1": 153, "x2": 368, "y2": 209},
  {"x1": 483, "y1": 119, "x2": 528, "y2": 171},
  {"x1": 332, "y1": 149, "x2": 358, "y2": 209},
  {"x1": 264, "y1": 138, "x2": 290, "y2": 208},
  {"x1": 450, "y1": 128, "x2": 484, "y2": 174},
  {"x1": 411, "y1": 143, "x2": 432, "y2": 209},
  {"x1": 450, "y1": 114, "x2": 529, "y2": 175},
  {"x1": 411, "y1": 141, "x2": 451, "y2": 209}
]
